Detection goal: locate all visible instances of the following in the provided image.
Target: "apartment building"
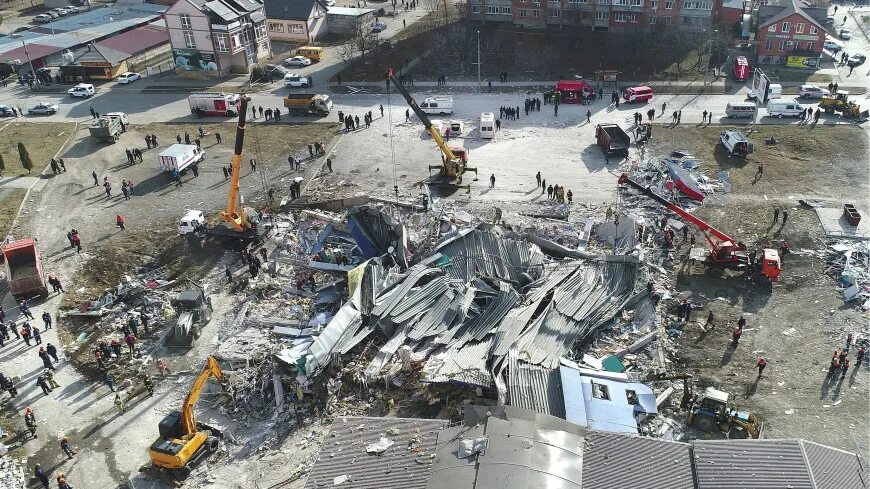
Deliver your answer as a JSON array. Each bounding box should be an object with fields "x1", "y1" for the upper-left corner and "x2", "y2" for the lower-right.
[
  {"x1": 164, "y1": 0, "x2": 271, "y2": 75},
  {"x1": 470, "y1": 0, "x2": 725, "y2": 32}
]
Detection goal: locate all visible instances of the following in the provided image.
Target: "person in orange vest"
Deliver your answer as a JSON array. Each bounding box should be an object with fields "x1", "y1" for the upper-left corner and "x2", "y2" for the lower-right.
[
  {"x1": 756, "y1": 358, "x2": 768, "y2": 377},
  {"x1": 116, "y1": 214, "x2": 125, "y2": 231}
]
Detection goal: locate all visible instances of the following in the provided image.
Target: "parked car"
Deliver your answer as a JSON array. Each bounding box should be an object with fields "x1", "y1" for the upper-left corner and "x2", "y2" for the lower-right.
[
  {"x1": 372, "y1": 21, "x2": 387, "y2": 33},
  {"x1": 63, "y1": 6, "x2": 80, "y2": 13},
  {"x1": 823, "y1": 38, "x2": 842, "y2": 51},
  {"x1": 28, "y1": 102, "x2": 59, "y2": 115},
  {"x1": 45, "y1": 10, "x2": 59, "y2": 18},
  {"x1": 265, "y1": 64, "x2": 291, "y2": 77},
  {"x1": 117, "y1": 72, "x2": 141, "y2": 84},
  {"x1": 33, "y1": 14, "x2": 53, "y2": 23},
  {"x1": 50, "y1": 8, "x2": 67, "y2": 16},
  {"x1": 847, "y1": 54, "x2": 866, "y2": 68},
  {"x1": 0, "y1": 105, "x2": 15, "y2": 117},
  {"x1": 798, "y1": 84, "x2": 830, "y2": 99},
  {"x1": 283, "y1": 73, "x2": 312, "y2": 88},
  {"x1": 284, "y1": 56, "x2": 312, "y2": 67},
  {"x1": 68, "y1": 83, "x2": 95, "y2": 98},
  {"x1": 839, "y1": 28, "x2": 851, "y2": 40}
]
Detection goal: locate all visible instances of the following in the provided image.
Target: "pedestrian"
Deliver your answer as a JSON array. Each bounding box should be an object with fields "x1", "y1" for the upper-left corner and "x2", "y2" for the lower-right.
[
  {"x1": 46, "y1": 343, "x2": 58, "y2": 362},
  {"x1": 145, "y1": 134, "x2": 152, "y2": 149},
  {"x1": 677, "y1": 110, "x2": 681, "y2": 123},
  {"x1": 856, "y1": 346, "x2": 866, "y2": 365},
  {"x1": 45, "y1": 369, "x2": 59, "y2": 389},
  {"x1": 661, "y1": 101, "x2": 666, "y2": 114},
  {"x1": 547, "y1": 185, "x2": 553, "y2": 199},
  {"x1": 567, "y1": 189, "x2": 573, "y2": 204},
  {"x1": 841, "y1": 358, "x2": 850, "y2": 377},
  {"x1": 554, "y1": 104, "x2": 558, "y2": 117},
  {"x1": 732, "y1": 326, "x2": 742, "y2": 347},
  {"x1": 326, "y1": 157, "x2": 333, "y2": 172},
  {"x1": 116, "y1": 214, "x2": 125, "y2": 231},
  {"x1": 222, "y1": 166, "x2": 229, "y2": 179},
  {"x1": 541, "y1": 179, "x2": 546, "y2": 195},
  {"x1": 125, "y1": 333, "x2": 137, "y2": 355},
  {"x1": 773, "y1": 208, "x2": 779, "y2": 223},
  {"x1": 19, "y1": 299, "x2": 34, "y2": 320},
  {"x1": 25, "y1": 408, "x2": 37, "y2": 438},
  {"x1": 42, "y1": 311, "x2": 52, "y2": 330},
  {"x1": 114, "y1": 393, "x2": 125, "y2": 414},
  {"x1": 586, "y1": 109, "x2": 591, "y2": 123},
  {"x1": 379, "y1": 104, "x2": 384, "y2": 117},
  {"x1": 781, "y1": 210, "x2": 788, "y2": 225},
  {"x1": 60, "y1": 437, "x2": 76, "y2": 458},
  {"x1": 89, "y1": 107, "x2": 96, "y2": 119},
  {"x1": 142, "y1": 374, "x2": 154, "y2": 396},
  {"x1": 536, "y1": 171, "x2": 541, "y2": 187},
  {"x1": 176, "y1": 134, "x2": 182, "y2": 144},
  {"x1": 105, "y1": 372, "x2": 115, "y2": 391},
  {"x1": 250, "y1": 158, "x2": 257, "y2": 173},
  {"x1": 156, "y1": 358, "x2": 171, "y2": 376},
  {"x1": 34, "y1": 464, "x2": 49, "y2": 488},
  {"x1": 259, "y1": 106, "x2": 264, "y2": 118},
  {"x1": 92, "y1": 170, "x2": 99, "y2": 186},
  {"x1": 216, "y1": 132, "x2": 222, "y2": 144},
  {"x1": 252, "y1": 105, "x2": 257, "y2": 118},
  {"x1": 36, "y1": 375, "x2": 51, "y2": 395},
  {"x1": 5, "y1": 377, "x2": 17, "y2": 397},
  {"x1": 814, "y1": 110, "x2": 820, "y2": 123},
  {"x1": 490, "y1": 174, "x2": 495, "y2": 188},
  {"x1": 756, "y1": 357, "x2": 768, "y2": 377},
  {"x1": 702, "y1": 110, "x2": 708, "y2": 123},
  {"x1": 32, "y1": 328, "x2": 42, "y2": 344},
  {"x1": 755, "y1": 162, "x2": 763, "y2": 178},
  {"x1": 39, "y1": 348, "x2": 54, "y2": 370},
  {"x1": 191, "y1": 164, "x2": 199, "y2": 178}
]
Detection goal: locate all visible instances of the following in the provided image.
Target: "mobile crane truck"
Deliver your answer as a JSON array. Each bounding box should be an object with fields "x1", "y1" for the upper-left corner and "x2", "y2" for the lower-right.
[{"x1": 386, "y1": 67, "x2": 477, "y2": 189}]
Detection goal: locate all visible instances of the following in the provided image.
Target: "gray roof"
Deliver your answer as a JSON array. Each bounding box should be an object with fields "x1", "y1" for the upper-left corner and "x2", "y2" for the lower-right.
[
  {"x1": 204, "y1": 0, "x2": 240, "y2": 21},
  {"x1": 582, "y1": 431, "x2": 694, "y2": 489},
  {"x1": 303, "y1": 416, "x2": 447, "y2": 489},
  {"x1": 264, "y1": 0, "x2": 324, "y2": 21},
  {"x1": 693, "y1": 439, "x2": 814, "y2": 489},
  {"x1": 801, "y1": 440, "x2": 869, "y2": 489}
]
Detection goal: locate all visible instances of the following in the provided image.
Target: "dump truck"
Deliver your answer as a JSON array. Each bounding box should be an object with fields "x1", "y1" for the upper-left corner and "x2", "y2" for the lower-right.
[
  {"x1": 89, "y1": 115, "x2": 124, "y2": 143},
  {"x1": 283, "y1": 94, "x2": 332, "y2": 116},
  {"x1": 595, "y1": 124, "x2": 630, "y2": 157},
  {"x1": 158, "y1": 144, "x2": 204, "y2": 173},
  {"x1": 166, "y1": 289, "x2": 212, "y2": 348},
  {"x1": 2, "y1": 238, "x2": 49, "y2": 299}
]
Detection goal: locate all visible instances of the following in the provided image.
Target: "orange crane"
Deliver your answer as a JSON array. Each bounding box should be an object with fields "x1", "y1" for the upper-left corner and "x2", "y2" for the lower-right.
[
  {"x1": 386, "y1": 67, "x2": 477, "y2": 186},
  {"x1": 618, "y1": 173, "x2": 781, "y2": 281}
]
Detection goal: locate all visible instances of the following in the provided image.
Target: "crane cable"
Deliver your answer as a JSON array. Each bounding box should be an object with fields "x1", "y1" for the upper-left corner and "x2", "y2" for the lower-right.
[{"x1": 387, "y1": 86, "x2": 398, "y2": 202}]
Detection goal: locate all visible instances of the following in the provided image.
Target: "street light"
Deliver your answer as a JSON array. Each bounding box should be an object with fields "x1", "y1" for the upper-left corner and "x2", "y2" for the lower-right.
[{"x1": 476, "y1": 30, "x2": 481, "y2": 89}]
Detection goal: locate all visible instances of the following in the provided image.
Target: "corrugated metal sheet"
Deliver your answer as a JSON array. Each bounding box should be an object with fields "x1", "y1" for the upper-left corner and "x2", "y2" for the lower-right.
[
  {"x1": 507, "y1": 350, "x2": 566, "y2": 418},
  {"x1": 424, "y1": 337, "x2": 494, "y2": 387},
  {"x1": 692, "y1": 439, "x2": 814, "y2": 489},
  {"x1": 802, "y1": 440, "x2": 868, "y2": 489},
  {"x1": 303, "y1": 416, "x2": 447, "y2": 489},
  {"x1": 581, "y1": 431, "x2": 694, "y2": 489},
  {"x1": 435, "y1": 229, "x2": 544, "y2": 284}
]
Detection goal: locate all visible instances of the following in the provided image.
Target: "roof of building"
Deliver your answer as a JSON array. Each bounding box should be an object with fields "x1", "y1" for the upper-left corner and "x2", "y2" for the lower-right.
[
  {"x1": 757, "y1": 0, "x2": 826, "y2": 29},
  {"x1": 0, "y1": 4, "x2": 166, "y2": 64},
  {"x1": 581, "y1": 431, "x2": 695, "y2": 489},
  {"x1": 506, "y1": 350, "x2": 566, "y2": 418},
  {"x1": 693, "y1": 439, "x2": 815, "y2": 489},
  {"x1": 801, "y1": 440, "x2": 867, "y2": 489},
  {"x1": 326, "y1": 6, "x2": 375, "y2": 16},
  {"x1": 72, "y1": 22, "x2": 168, "y2": 66},
  {"x1": 302, "y1": 416, "x2": 447, "y2": 489},
  {"x1": 264, "y1": 0, "x2": 326, "y2": 20}
]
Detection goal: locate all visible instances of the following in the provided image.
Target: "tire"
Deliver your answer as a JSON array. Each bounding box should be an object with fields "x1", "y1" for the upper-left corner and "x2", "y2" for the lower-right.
[
  {"x1": 170, "y1": 466, "x2": 191, "y2": 480},
  {"x1": 207, "y1": 437, "x2": 219, "y2": 452},
  {"x1": 777, "y1": 114, "x2": 783, "y2": 118}
]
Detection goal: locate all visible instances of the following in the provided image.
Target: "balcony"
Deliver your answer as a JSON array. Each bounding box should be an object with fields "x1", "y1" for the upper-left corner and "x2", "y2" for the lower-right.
[{"x1": 610, "y1": 1, "x2": 643, "y2": 9}]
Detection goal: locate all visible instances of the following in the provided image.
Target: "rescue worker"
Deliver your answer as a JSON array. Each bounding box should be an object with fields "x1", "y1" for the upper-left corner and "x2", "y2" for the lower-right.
[
  {"x1": 60, "y1": 438, "x2": 76, "y2": 458},
  {"x1": 45, "y1": 369, "x2": 60, "y2": 389},
  {"x1": 114, "y1": 393, "x2": 125, "y2": 414},
  {"x1": 24, "y1": 407, "x2": 37, "y2": 438},
  {"x1": 142, "y1": 374, "x2": 154, "y2": 397},
  {"x1": 34, "y1": 464, "x2": 49, "y2": 488},
  {"x1": 731, "y1": 326, "x2": 742, "y2": 347},
  {"x1": 756, "y1": 357, "x2": 768, "y2": 377}
]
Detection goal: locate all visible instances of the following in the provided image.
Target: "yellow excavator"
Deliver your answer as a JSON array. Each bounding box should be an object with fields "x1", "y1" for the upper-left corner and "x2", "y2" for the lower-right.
[
  {"x1": 818, "y1": 91, "x2": 863, "y2": 119},
  {"x1": 386, "y1": 67, "x2": 477, "y2": 188},
  {"x1": 148, "y1": 356, "x2": 225, "y2": 480}
]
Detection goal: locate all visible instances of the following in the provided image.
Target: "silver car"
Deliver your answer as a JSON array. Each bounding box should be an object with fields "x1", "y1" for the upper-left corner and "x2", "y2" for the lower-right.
[
  {"x1": 28, "y1": 102, "x2": 59, "y2": 115},
  {"x1": 798, "y1": 84, "x2": 830, "y2": 99}
]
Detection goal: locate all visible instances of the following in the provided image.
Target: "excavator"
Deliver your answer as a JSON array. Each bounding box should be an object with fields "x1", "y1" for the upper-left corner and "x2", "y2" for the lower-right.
[
  {"x1": 618, "y1": 173, "x2": 781, "y2": 281},
  {"x1": 386, "y1": 67, "x2": 477, "y2": 188},
  {"x1": 148, "y1": 356, "x2": 225, "y2": 480},
  {"x1": 818, "y1": 91, "x2": 864, "y2": 119},
  {"x1": 646, "y1": 372, "x2": 763, "y2": 439},
  {"x1": 180, "y1": 94, "x2": 267, "y2": 245}
]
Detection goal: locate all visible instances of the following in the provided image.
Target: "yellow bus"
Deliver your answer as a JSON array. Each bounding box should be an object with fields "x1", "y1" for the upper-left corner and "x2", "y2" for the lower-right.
[{"x1": 295, "y1": 46, "x2": 323, "y2": 62}]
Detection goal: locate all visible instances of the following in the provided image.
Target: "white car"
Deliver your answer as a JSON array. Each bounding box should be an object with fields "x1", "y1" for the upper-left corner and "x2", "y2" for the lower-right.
[
  {"x1": 28, "y1": 102, "x2": 59, "y2": 115},
  {"x1": 33, "y1": 14, "x2": 53, "y2": 23},
  {"x1": 117, "y1": 72, "x2": 141, "y2": 84},
  {"x1": 68, "y1": 83, "x2": 95, "y2": 98},
  {"x1": 839, "y1": 28, "x2": 851, "y2": 40},
  {"x1": 283, "y1": 73, "x2": 312, "y2": 88},
  {"x1": 284, "y1": 56, "x2": 312, "y2": 67},
  {"x1": 50, "y1": 8, "x2": 67, "y2": 16},
  {"x1": 823, "y1": 39, "x2": 842, "y2": 51},
  {"x1": 63, "y1": 6, "x2": 80, "y2": 13},
  {"x1": 798, "y1": 84, "x2": 830, "y2": 99}
]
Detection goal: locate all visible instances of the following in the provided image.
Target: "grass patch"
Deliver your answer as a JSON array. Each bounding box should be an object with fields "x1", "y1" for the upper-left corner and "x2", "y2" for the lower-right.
[
  {"x1": 0, "y1": 122, "x2": 76, "y2": 176},
  {"x1": 768, "y1": 70, "x2": 833, "y2": 84},
  {"x1": 0, "y1": 188, "x2": 26, "y2": 236}
]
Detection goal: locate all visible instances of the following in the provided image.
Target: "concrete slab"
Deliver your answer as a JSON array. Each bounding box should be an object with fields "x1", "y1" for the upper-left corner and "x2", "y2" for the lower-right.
[{"x1": 814, "y1": 206, "x2": 870, "y2": 239}]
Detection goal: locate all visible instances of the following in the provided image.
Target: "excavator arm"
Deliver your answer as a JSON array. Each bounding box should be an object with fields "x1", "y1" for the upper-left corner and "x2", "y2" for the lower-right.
[
  {"x1": 219, "y1": 95, "x2": 251, "y2": 233},
  {"x1": 181, "y1": 356, "x2": 223, "y2": 436},
  {"x1": 618, "y1": 173, "x2": 740, "y2": 249}
]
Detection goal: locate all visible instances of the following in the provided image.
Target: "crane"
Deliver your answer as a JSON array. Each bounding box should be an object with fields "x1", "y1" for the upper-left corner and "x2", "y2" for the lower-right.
[
  {"x1": 148, "y1": 356, "x2": 224, "y2": 480},
  {"x1": 220, "y1": 94, "x2": 254, "y2": 234},
  {"x1": 385, "y1": 67, "x2": 477, "y2": 186},
  {"x1": 617, "y1": 173, "x2": 781, "y2": 281}
]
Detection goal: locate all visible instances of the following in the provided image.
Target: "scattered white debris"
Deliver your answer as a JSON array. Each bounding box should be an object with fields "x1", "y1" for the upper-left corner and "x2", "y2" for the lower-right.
[{"x1": 365, "y1": 436, "x2": 394, "y2": 454}]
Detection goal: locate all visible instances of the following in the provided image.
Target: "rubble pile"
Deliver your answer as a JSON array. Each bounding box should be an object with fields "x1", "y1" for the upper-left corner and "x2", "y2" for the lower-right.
[
  {"x1": 820, "y1": 240, "x2": 870, "y2": 309},
  {"x1": 0, "y1": 451, "x2": 24, "y2": 489}
]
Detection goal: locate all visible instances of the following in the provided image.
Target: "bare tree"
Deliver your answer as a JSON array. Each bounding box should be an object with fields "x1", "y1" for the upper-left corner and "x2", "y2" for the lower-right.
[{"x1": 339, "y1": 19, "x2": 378, "y2": 65}]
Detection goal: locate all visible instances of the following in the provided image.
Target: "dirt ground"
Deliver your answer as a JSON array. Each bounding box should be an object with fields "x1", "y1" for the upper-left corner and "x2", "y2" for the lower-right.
[{"x1": 646, "y1": 125, "x2": 870, "y2": 454}]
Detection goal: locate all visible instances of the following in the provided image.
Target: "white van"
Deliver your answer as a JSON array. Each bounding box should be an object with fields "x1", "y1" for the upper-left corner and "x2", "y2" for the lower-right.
[
  {"x1": 480, "y1": 112, "x2": 495, "y2": 139},
  {"x1": 420, "y1": 96, "x2": 453, "y2": 115},
  {"x1": 767, "y1": 99, "x2": 803, "y2": 118},
  {"x1": 767, "y1": 83, "x2": 783, "y2": 100},
  {"x1": 725, "y1": 103, "x2": 757, "y2": 119}
]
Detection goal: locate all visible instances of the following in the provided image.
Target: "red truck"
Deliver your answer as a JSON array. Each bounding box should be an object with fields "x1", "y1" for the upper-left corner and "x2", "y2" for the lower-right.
[
  {"x1": 2, "y1": 238, "x2": 49, "y2": 299},
  {"x1": 595, "y1": 124, "x2": 631, "y2": 157},
  {"x1": 733, "y1": 56, "x2": 750, "y2": 82}
]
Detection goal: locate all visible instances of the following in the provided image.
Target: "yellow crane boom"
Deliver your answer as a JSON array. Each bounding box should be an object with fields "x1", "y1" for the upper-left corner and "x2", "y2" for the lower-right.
[{"x1": 219, "y1": 95, "x2": 252, "y2": 232}]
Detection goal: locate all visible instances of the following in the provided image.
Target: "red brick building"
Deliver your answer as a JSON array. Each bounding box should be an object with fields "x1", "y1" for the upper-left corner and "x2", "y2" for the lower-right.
[{"x1": 755, "y1": 1, "x2": 825, "y2": 67}]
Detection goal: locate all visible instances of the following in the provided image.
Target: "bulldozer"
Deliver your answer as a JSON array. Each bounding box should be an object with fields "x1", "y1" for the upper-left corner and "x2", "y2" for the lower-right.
[
  {"x1": 165, "y1": 289, "x2": 213, "y2": 348},
  {"x1": 646, "y1": 373, "x2": 763, "y2": 439},
  {"x1": 148, "y1": 356, "x2": 225, "y2": 480},
  {"x1": 819, "y1": 92, "x2": 862, "y2": 119}
]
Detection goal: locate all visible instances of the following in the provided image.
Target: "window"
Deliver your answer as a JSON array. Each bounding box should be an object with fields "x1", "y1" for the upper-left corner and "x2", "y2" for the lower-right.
[
  {"x1": 765, "y1": 38, "x2": 772, "y2": 51},
  {"x1": 661, "y1": 15, "x2": 670, "y2": 22},
  {"x1": 501, "y1": 6, "x2": 512, "y2": 13},
  {"x1": 591, "y1": 382, "x2": 610, "y2": 400},
  {"x1": 806, "y1": 41, "x2": 814, "y2": 51},
  {"x1": 596, "y1": 11, "x2": 608, "y2": 19},
  {"x1": 768, "y1": 24, "x2": 776, "y2": 32},
  {"x1": 268, "y1": 22, "x2": 284, "y2": 32},
  {"x1": 520, "y1": 8, "x2": 527, "y2": 15},
  {"x1": 180, "y1": 14, "x2": 191, "y2": 29},
  {"x1": 649, "y1": 14, "x2": 656, "y2": 23},
  {"x1": 232, "y1": 32, "x2": 241, "y2": 48},
  {"x1": 630, "y1": 0, "x2": 641, "y2": 6},
  {"x1": 472, "y1": 5, "x2": 479, "y2": 12},
  {"x1": 570, "y1": 0, "x2": 588, "y2": 4},
  {"x1": 598, "y1": 0, "x2": 611, "y2": 5},
  {"x1": 615, "y1": 12, "x2": 637, "y2": 21},
  {"x1": 532, "y1": 8, "x2": 540, "y2": 16},
  {"x1": 614, "y1": 0, "x2": 627, "y2": 5},
  {"x1": 215, "y1": 33, "x2": 228, "y2": 51},
  {"x1": 683, "y1": 1, "x2": 711, "y2": 8},
  {"x1": 288, "y1": 24, "x2": 304, "y2": 33},
  {"x1": 665, "y1": 0, "x2": 673, "y2": 8},
  {"x1": 626, "y1": 390, "x2": 639, "y2": 405},
  {"x1": 794, "y1": 22, "x2": 804, "y2": 33},
  {"x1": 254, "y1": 22, "x2": 266, "y2": 40},
  {"x1": 779, "y1": 39, "x2": 790, "y2": 51},
  {"x1": 781, "y1": 21, "x2": 789, "y2": 32},
  {"x1": 809, "y1": 26, "x2": 817, "y2": 34},
  {"x1": 651, "y1": 0, "x2": 657, "y2": 7},
  {"x1": 487, "y1": 6, "x2": 497, "y2": 13},
  {"x1": 549, "y1": 8, "x2": 560, "y2": 16},
  {"x1": 184, "y1": 30, "x2": 196, "y2": 49}
]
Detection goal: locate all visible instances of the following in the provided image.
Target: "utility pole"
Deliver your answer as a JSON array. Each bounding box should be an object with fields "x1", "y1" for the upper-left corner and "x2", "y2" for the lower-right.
[
  {"x1": 476, "y1": 30, "x2": 481, "y2": 89},
  {"x1": 21, "y1": 40, "x2": 38, "y2": 83}
]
